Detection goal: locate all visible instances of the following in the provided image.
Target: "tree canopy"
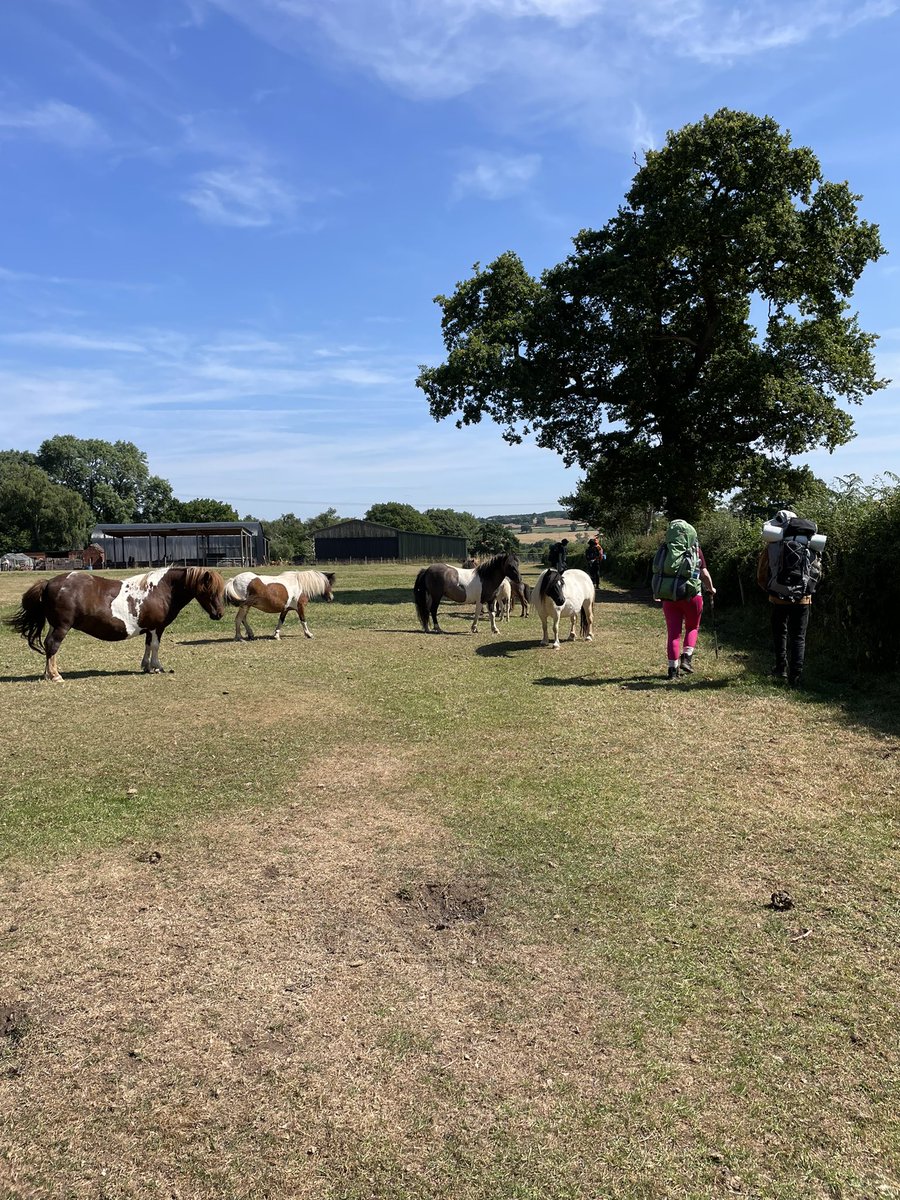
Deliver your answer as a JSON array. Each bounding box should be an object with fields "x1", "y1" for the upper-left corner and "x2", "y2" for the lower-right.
[
  {"x1": 365, "y1": 502, "x2": 438, "y2": 534},
  {"x1": 170, "y1": 498, "x2": 240, "y2": 523},
  {"x1": 0, "y1": 458, "x2": 92, "y2": 551},
  {"x1": 469, "y1": 520, "x2": 520, "y2": 558},
  {"x1": 417, "y1": 109, "x2": 887, "y2": 518},
  {"x1": 37, "y1": 435, "x2": 153, "y2": 523}
]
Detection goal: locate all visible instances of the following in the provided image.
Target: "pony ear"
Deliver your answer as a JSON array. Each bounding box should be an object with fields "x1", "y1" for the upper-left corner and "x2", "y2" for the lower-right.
[{"x1": 326, "y1": 572, "x2": 336, "y2": 584}]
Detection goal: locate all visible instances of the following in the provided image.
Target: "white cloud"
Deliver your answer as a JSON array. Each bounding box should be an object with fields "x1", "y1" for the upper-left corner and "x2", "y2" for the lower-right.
[
  {"x1": 453, "y1": 151, "x2": 541, "y2": 200},
  {"x1": 0, "y1": 331, "x2": 147, "y2": 354},
  {"x1": 0, "y1": 100, "x2": 106, "y2": 148},
  {"x1": 205, "y1": 0, "x2": 899, "y2": 116},
  {"x1": 182, "y1": 166, "x2": 296, "y2": 227}
]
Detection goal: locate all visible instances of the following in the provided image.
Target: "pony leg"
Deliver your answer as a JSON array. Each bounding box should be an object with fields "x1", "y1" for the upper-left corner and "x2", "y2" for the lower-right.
[
  {"x1": 567, "y1": 613, "x2": 577, "y2": 641},
  {"x1": 243, "y1": 607, "x2": 256, "y2": 640},
  {"x1": 584, "y1": 602, "x2": 594, "y2": 642},
  {"x1": 551, "y1": 611, "x2": 562, "y2": 649},
  {"x1": 430, "y1": 597, "x2": 443, "y2": 633},
  {"x1": 297, "y1": 599, "x2": 312, "y2": 638},
  {"x1": 142, "y1": 630, "x2": 164, "y2": 673},
  {"x1": 43, "y1": 627, "x2": 67, "y2": 682},
  {"x1": 540, "y1": 615, "x2": 550, "y2": 647},
  {"x1": 273, "y1": 609, "x2": 287, "y2": 640}
]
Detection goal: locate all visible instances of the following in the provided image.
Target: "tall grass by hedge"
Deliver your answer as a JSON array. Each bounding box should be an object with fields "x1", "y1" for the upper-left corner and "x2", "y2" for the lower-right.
[{"x1": 603, "y1": 476, "x2": 900, "y2": 672}]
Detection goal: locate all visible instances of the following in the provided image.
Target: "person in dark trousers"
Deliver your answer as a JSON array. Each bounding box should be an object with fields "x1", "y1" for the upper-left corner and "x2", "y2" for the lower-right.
[
  {"x1": 548, "y1": 538, "x2": 569, "y2": 573},
  {"x1": 757, "y1": 509, "x2": 822, "y2": 688},
  {"x1": 585, "y1": 536, "x2": 604, "y2": 587}
]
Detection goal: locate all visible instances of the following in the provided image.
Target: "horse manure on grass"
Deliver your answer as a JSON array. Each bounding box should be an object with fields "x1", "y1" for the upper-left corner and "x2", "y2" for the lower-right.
[{"x1": 0, "y1": 1000, "x2": 32, "y2": 1048}]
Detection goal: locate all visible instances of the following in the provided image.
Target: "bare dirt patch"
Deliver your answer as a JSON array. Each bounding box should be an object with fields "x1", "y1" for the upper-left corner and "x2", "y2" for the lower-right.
[
  {"x1": 0, "y1": 745, "x2": 629, "y2": 1199},
  {"x1": 394, "y1": 879, "x2": 489, "y2": 930}
]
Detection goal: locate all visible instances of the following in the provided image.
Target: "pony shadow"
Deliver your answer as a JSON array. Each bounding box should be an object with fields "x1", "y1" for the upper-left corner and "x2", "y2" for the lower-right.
[
  {"x1": 176, "y1": 636, "x2": 237, "y2": 646},
  {"x1": 475, "y1": 640, "x2": 543, "y2": 657},
  {"x1": 0, "y1": 669, "x2": 146, "y2": 682},
  {"x1": 335, "y1": 587, "x2": 410, "y2": 606}
]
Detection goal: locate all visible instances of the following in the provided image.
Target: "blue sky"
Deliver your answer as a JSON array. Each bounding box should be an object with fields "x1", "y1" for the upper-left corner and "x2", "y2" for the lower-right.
[{"x1": 1, "y1": 0, "x2": 898, "y2": 520}]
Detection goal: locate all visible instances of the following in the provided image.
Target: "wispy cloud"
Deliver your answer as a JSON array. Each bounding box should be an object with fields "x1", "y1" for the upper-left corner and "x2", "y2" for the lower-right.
[
  {"x1": 205, "y1": 0, "x2": 899, "y2": 142},
  {"x1": 0, "y1": 99, "x2": 107, "y2": 148},
  {"x1": 453, "y1": 151, "x2": 541, "y2": 200},
  {"x1": 181, "y1": 166, "x2": 297, "y2": 227},
  {"x1": 0, "y1": 331, "x2": 147, "y2": 354}
]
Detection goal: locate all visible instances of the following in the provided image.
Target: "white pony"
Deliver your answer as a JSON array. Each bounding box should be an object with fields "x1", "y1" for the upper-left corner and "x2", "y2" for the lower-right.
[
  {"x1": 225, "y1": 569, "x2": 335, "y2": 641},
  {"x1": 532, "y1": 568, "x2": 595, "y2": 648}
]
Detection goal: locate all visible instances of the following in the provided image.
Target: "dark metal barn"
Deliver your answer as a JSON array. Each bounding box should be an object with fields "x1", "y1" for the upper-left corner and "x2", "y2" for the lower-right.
[
  {"x1": 91, "y1": 521, "x2": 270, "y2": 568},
  {"x1": 313, "y1": 520, "x2": 467, "y2": 563}
]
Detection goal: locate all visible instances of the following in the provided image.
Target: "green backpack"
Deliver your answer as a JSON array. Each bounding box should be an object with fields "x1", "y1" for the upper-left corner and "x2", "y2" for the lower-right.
[{"x1": 651, "y1": 520, "x2": 702, "y2": 601}]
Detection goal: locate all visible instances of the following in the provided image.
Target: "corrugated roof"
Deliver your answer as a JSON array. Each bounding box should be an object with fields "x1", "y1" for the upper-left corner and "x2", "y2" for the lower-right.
[{"x1": 93, "y1": 522, "x2": 258, "y2": 536}]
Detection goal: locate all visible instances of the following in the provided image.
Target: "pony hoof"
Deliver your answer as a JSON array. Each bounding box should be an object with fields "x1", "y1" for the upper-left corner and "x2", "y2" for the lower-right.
[{"x1": 585, "y1": 635, "x2": 594, "y2": 642}]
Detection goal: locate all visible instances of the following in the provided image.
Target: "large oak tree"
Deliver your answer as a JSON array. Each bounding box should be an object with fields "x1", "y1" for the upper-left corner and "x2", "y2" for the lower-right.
[{"x1": 417, "y1": 110, "x2": 887, "y2": 517}]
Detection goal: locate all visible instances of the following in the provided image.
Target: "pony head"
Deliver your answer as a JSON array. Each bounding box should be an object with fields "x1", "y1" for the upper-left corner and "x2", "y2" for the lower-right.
[
  {"x1": 190, "y1": 568, "x2": 226, "y2": 620},
  {"x1": 542, "y1": 569, "x2": 566, "y2": 607},
  {"x1": 322, "y1": 571, "x2": 336, "y2": 602}
]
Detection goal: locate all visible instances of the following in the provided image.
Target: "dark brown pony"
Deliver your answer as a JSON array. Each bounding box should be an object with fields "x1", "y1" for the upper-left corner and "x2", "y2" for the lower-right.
[
  {"x1": 8, "y1": 566, "x2": 226, "y2": 681},
  {"x1": 413, "y1": 553, "x2": 522, "y2": 635}
]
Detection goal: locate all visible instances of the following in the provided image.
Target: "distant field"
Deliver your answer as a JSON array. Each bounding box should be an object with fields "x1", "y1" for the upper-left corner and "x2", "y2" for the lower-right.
[
  {"x1": 506, "y1": 517, "x2": 599, "y2": 545},
  {"x1": 1, "y1": 564, "x2": 897, "y2": 1200}
]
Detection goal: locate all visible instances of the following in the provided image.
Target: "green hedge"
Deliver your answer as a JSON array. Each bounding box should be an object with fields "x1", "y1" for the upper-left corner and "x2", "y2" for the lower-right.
[{"x1": 601, "y1": 477, "x2": 900, "y2": 673}]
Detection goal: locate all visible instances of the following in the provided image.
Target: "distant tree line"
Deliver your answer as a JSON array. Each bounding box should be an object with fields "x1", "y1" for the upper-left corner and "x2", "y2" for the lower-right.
[
  {"x1": 0, "y1": 437, "x2": 538, "y2": 561},
  {"x1": 0, "y1": 436, "x2": 246, "y2": 553}
]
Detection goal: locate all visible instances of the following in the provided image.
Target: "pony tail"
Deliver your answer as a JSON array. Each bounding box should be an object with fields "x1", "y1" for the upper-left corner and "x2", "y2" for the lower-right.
[
  {"x1": 7, "y1": 580, "x2": 49, "y2": 652},
  {"x1": 224, "y1": 578, "x2": 241, "y2": 606},
  {"x1": 580, "y1": 607, "x2": 588, "y2": 638},
  {"x1": 413, "y1": 569, "x2": 430, "y2": 631}
]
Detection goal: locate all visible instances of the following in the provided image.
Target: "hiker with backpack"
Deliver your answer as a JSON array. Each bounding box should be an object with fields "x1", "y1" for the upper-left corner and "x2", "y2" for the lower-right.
[
  {"x1": 651, "y1": 520, "x2": 716, "y2": 680},
  {"x1": 585, "y1": 536, "x2": 605, "y2": 587},
  {"x1": 757, "y1": 509, "x2": 825, "y2": 688},
  {"x1": 548, "y1": 538, "x2": 569, "y2": 574}
]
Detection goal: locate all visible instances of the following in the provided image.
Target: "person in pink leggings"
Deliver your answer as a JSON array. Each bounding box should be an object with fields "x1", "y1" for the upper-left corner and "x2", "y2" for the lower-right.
[{"x1": 663, "y1": 547, "x2": 716, "y2": 679}]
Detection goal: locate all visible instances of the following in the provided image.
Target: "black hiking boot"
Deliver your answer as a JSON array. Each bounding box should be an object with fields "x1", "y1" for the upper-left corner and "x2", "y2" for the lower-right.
[
  {"x1": 679, "y1": 654, "x2": 694, "y2": 674},
  {"x1": 771, "y1": 665, "x2": 788, "y2": 683},
  {"x1": 788, "y1": 672, "x2": 803, "y2": 689},
  {"x1": 667, "y1": 664, "x2": 680, "y2": 681}
]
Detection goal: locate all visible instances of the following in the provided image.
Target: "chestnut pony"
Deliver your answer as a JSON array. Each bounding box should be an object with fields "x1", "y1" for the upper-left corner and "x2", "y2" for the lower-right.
[
  {"x1": 224, "y1": 569, "x2": 336, "y2": 641},
  {"x1": 8, "y1": 566, "x2": 226, "y2": 681}
]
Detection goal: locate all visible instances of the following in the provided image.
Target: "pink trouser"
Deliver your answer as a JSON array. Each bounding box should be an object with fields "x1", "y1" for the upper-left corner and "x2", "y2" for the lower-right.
[{"x1": 662, "y1": 595, "x2": 704, "y2": 660}]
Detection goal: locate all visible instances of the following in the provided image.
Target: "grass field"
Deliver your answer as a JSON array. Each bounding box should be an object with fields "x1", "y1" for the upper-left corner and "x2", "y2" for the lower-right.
[{"x1": 0, "y1": 564, "x2": 897, "y2": 1199}]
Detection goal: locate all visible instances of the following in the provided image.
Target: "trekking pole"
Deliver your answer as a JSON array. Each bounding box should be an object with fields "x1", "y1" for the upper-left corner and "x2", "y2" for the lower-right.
[{"x1": 710, "y1": 592, "x2": 720, "y2": 659}]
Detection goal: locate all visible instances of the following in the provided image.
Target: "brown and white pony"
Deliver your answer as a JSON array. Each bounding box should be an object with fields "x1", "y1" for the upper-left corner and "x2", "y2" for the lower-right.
[
  {"x1": 8, "y1": 566, "x2": 226, "y2": 681},
  {"x1": 413, "y1": 553, "x2": 521, "y2": 635},
  {"x1": 224, "y1": 569, "x2": 335, "y2": 641}
]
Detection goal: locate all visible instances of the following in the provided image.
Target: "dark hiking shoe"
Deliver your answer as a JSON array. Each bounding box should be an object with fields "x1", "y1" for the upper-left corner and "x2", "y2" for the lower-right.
[
  {"x1": 788, "y1": 673, "x2": 803, "y2": 689},
  {"x1": 667, "y1": 665, "x2": 680, "y2": 681},
  {"x1": 679, "y1": 655, "x2": 694, "y2": 674},
  {"x1": 771, "y1": 666, "x2": 788, "y2": 682}
]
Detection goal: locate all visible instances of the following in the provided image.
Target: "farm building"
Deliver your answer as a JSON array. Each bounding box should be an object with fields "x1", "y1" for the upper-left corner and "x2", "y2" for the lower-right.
[
  {"x1": 91, "y1": 521, "x2": 269, "y2": 568},
  {"x1": 314, "y1": 520, "x2": 467, "y2": 563}
]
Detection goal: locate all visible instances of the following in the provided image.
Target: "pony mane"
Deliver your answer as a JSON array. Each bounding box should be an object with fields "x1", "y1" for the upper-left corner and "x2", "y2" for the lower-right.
[
  {"x1": 476, "y1": 552, "x2": 517, "y2": 576},
  {"x1": 183, "y1": 566, "x2": 226, "y2": 599},
  {"x1": 291, "y1": 570, "x2": 334, "y2": 598}
]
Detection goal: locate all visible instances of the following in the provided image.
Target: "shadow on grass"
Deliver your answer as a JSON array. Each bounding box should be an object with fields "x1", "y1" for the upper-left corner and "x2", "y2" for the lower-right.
[
  {"x1": 0, "y1": 669, "x2": 150, "y2": 682},
  {"x1": 703, "y1": 601, "x2": 900, "y2": 738},
  {"x1": 333, "y1": 587, "x2": 411, "y2": 606},
  {"x1": 475, "y1": 639, "x2": 544, "y2": 658},
  {"x1": 532, "y1": 674, "x2": 730, "y2": 691}
]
